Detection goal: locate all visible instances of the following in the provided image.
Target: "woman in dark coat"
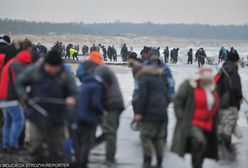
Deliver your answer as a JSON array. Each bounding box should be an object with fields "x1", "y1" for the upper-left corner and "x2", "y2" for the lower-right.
[{"x1": 171, "y1": 67, "x2": 219, "y2": 168}]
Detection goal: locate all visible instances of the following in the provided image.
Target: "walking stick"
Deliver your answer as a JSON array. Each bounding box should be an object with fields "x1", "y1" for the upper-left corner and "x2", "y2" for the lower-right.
[{"x1": 0, "y1": 97, "x2": 66, "y2": 117}]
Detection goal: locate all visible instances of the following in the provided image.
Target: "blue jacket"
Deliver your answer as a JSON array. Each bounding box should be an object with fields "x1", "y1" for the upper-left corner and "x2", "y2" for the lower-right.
[
  {"x1": 75, "y1": 74, "x2": 104, "y2": 128},
  {"x1": 161, "y1": 62, "x2": 175, "y2": 98},
  {"x1": 77, "y1": 61, "x2": 125, "y2": 112}
]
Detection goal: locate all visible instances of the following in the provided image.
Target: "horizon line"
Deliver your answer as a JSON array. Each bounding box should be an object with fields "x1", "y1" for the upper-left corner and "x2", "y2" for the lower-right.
[{"x1": 1, "y1": 18, "x2": 248, "y2": 27}]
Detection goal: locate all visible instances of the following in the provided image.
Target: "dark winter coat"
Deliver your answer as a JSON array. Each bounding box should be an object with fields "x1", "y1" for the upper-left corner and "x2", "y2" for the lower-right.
[
  {"x1": 94, "y1": 64, "x2": 125, "y2": 112},
  {"x1": 134, "y1": 67, "x2": 168, "y2": 122},
  {"x1": 36, "y1": 44, "x2": 47, "y2": 56},
  {"x1": 121, "y1": 45, "x2": 128, "y2": 55},
  {"x1": 76, "y1": 61, "x2": 125, "y2": 112},
  {"x1": 163, "y1": 48, "x2": 169, "y2": 57},
  {"x1": 171, "y1": 80, "x2": 218, "y2": 160},
  {"x1": 0, "y1": 39, "x2": 9, "y2": 54},
  {"x1": 144, "y1": 60, "x2": 175, "y2": 98},
  {"x1": 187, "y1": 49, "x2": 193, "y2": 58},
  {"x1": 75, "y1": 75, "x2": 104, "y2": 128},
  {"x1": 216, "y1": 61, "x2": 242, "y2": 110},
  {"x1": 195, "y1": 48, "x2": 207, "y2": 60},
  {"x1": 15, "y1": 62, "x2": 78, "y2": 128}
]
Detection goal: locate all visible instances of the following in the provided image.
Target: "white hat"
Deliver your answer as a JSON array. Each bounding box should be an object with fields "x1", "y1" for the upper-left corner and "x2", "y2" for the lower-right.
[{"x1": 194, "y1": 67, "x2": 214, "y2": 80}]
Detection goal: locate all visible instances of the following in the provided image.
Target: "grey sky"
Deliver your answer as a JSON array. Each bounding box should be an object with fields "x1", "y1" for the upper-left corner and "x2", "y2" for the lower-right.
[{"x1": 0, "y1": 0, "x2": 247, "y2": 25}]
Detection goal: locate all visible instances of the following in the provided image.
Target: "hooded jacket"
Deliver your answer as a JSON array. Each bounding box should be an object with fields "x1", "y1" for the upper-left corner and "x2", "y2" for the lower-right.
[
  {"x1": 77, "y1": 60, "x2": 124, "y2": 112},
  {"x1": 0, "y1": 50, "x2": 32, "y2": 100},
  {"x1": 75, "y1": 74, "x2": 104, "y2": 128},
  {"x1": 134, "y1": 66, "x2": 168, "y2": 122},
  {"x1": 216, "y1": 61, "x2": 242, "y2": 109},
  {"x1": 144, "y1": 60, "x2": 175, "y2": 99}
]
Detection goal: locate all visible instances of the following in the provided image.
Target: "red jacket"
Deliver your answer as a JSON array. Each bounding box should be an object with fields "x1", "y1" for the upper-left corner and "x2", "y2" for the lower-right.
[
  {"x1": 0, "y1": 53, "x2": 6, "y2": 78},
  {"x1": 0, "y1": 50, "x2": 32, "y2": 100},
  {"x1": 191, "y1": 87, "x2": 219, "y2": 132}
]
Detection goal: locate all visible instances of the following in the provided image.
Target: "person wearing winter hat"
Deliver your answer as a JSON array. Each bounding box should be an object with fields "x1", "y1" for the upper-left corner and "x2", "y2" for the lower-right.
[
  {"x1": 43, "y1": 50, "x2": 64, "y2": 75},
  {"x1": 147, "y1": 49, "x2": 160, "y2": 63},
  {"x1": 77, "y1": 54, "x2": 124, "y2": 165},
  {"x1": 0, "y1": 41, "x2": 32, "y2": 153},
  {"x1": 0, "y1": 35, "x2": 11, "y2": 54},
  {"x1": 226, "y1": 51, "x2": 239, "y2": 63},
  {"x1": 2, "y1": 35, "x2": 11, "y2": 44},
  {"x1": 15, "y1": 50, "x2": 78, "y2": 163},
  {"x1": 144, "y1": 48, "x2": 175, "y2": 145},
  {"x1": 215, "y1": 51, "x2": 242, "y2": 157},
  {"x1": 172, "y1": 67, "x2": 219, "y2": 168},
  {"x1": 132, "y1": 60, "x2": 168, "y2": 168},
  {"x1": 89, "y1": 51, "x2": 104, "y2": 64}
]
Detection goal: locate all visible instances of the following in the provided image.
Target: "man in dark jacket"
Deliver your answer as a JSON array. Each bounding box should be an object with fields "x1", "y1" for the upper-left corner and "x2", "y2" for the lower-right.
[
  {"x1": 0, "y1": 36, "x2": 10, "y2": 54},
  {"x1": 0, "y1": 41, "x2": 32, "y2": 152},
  {"x1": 75, "y1": 62, "x2": 105, "y2": 167},
  {"x1": 90, "y1": 44, "x2": 98, "y2": 53},
  {"x1": 144, "y1": 50, "x2": 175, "y2": 106},
  {"x1": 121, "y1": 43, "x2": 128, "y2": 62},
  {"x1": 170, "y1": 48, "x2": 175, "y2": 63},
  {"x1": 195, "y1": 48, "x2": 207, "y2": 68},
  {"x1": 163, "y1": 46, "x2": 169, "y2": 63},
  {"x1": 133, "y1": 64, "x2": 168, "y2": 168},
  {"x1": 76, "y1": 51, "x2": 124, "y2": 164},
  {"x1": 36, "y1": 43, "x2": 48, "y2": 58},
  {"x1": 187, "y1": 48, "x2": 193, "y2": 64},
  {"x1": 107, "y1": 46, "x2": 113, "y2": 61},
  {"x1": 143, "y1": 49, "x2": 175, "y2": 145},
  {"x1": 102, "y1": 46, "x2": 107, "y2": 61},
  {"x1": 173, "y1": 48, "x2": 179, "y2": 64},
  {"x1": 15, "y1": 50, "x2": 78, "y2": 163},
  {"x1": 216, "y1": 52, "x2": 242, "y2": 154},
  {"x1": 95, "y1": 64, "x2": 124, "y2": 164},
  {"x1": 133, "y1": 50, "x2": 174, "y2": 168}
]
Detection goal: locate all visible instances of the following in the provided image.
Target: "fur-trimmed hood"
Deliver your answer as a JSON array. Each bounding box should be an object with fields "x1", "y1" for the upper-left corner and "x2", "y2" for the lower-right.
[
  {"x1": 129, "y1": 59, "x2": 165, "y2": 80},
  {"x1": 135, "y1": 66, "x2": 164, "y2": 80}
]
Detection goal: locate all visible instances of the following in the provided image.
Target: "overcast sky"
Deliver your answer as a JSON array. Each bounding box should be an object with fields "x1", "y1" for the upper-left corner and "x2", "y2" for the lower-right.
[{"x1": 0, "y1": 0, "x2": 247, "y2": 25}]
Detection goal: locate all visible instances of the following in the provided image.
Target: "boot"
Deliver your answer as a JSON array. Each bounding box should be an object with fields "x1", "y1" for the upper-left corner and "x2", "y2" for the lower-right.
[
  {"x1": 143, "y1": 155, "x2": 152, "y2": 168},
  {"x1": 156, "y1": 156, "x2": 163, "y2": 168}
]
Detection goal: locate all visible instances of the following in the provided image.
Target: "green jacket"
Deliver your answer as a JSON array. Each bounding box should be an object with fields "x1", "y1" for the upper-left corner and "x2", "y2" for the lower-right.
[
  {"x1": 171, "y1": 80, "x2": 218, "y2": 160},
  {"x1": 15, "y1": 62, "x2": 79, "y2": 127},
  {"x1": 16, "y1": 62, "x2": 78, "y2": 100},
  {"x1": 69, "y1": 48, "x2": 78, "y2": 57}
]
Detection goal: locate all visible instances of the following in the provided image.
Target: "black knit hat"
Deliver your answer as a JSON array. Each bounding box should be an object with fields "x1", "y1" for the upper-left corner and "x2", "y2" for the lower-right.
[
  {"x1": 227, "y1": 52, "x2": 240, "y2": 62},
  {"x1": 128, "y1": 52, "x2": 138, "y2": 60},
  {"x1": 3, "y1": 35, "x2": 11, "y2": 43},
  {"x1": 45, "y1": 50, "x2": 63, "y2": 66}
]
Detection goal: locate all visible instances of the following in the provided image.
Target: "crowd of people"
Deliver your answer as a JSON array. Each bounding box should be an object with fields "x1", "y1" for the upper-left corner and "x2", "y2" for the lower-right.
[
  {"x1": 34, "y1": 41, "x2": 242, "y2": 68},
  {"x1": 0, "y1": 35, "x2": 245, "y2": 168}
]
